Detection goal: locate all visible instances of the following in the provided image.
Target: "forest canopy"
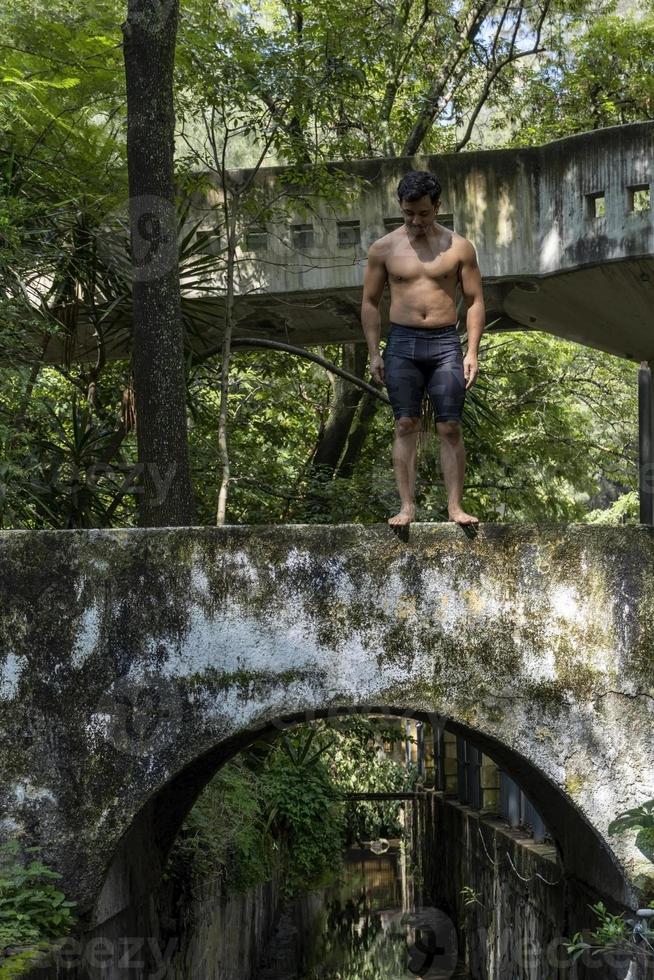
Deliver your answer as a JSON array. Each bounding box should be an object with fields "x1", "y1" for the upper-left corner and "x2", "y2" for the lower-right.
[{"x1": 0, "y1": 0, "x2": 650, "y2": 528}]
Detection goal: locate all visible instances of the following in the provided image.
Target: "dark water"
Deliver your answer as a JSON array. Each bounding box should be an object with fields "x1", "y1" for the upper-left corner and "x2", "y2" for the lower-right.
[{"x1": 257, "y1": 844, "x2": 469, "y2": 980}]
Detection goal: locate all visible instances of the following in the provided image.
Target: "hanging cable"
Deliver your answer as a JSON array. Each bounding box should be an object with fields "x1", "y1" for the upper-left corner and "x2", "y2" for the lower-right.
[{"x1": 476, "y1": 823, "x2": 562, "y2": 886}]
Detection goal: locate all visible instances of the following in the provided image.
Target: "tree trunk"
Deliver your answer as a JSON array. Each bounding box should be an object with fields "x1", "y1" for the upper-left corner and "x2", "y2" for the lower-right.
[
  {"x1": 216, "y1": 210, "x2": 237, "y2": 526},
  {"x1": 122, "y1": 0, "x2": 196, "y2": 526},
  {"x1": 401, "y1": 0, "x2": 495, "y2": 156},
  {"x1": 335, "y1": 393, "x2": 380, "y2": 480},
  {"x1": 310, "y1": 344, "x2": 369, "y2": 476}
]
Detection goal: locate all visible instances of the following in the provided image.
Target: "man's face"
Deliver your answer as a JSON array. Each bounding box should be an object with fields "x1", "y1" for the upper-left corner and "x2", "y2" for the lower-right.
[{"x1": 400, "y1": 195, "x2": 439, "y2": 236}]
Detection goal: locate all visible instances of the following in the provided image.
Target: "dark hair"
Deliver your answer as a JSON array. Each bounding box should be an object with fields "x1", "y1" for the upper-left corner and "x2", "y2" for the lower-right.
[{"x1": 397, "y1": 170, "x2": 441, "y2": 204}]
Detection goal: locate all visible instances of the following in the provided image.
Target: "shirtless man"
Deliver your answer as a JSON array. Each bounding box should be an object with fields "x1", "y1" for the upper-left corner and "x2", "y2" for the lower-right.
[{"x1": 361, "y1": 170, "x2": 485, "y2": 527}]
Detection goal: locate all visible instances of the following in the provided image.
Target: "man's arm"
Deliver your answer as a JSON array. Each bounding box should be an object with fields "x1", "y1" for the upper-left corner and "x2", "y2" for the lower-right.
[
  {"x1": 458, "y1": 240, "x2": 485, "y2": 389},
  {"x1": 361, "y1": 241, "x2": 388, "y2": 385}
]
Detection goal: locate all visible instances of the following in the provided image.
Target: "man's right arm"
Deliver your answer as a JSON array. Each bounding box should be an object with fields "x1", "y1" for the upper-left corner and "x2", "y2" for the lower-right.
[{"x1": 361, "y1": 241, "x2": 388, "y2": 385}]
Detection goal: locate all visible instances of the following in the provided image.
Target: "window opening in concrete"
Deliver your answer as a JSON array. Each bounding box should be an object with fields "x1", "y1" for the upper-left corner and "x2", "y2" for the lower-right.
[
  {"x1": 291, "y1": 223, "x2": 314, "y2": 249},
  {"x1": 383, "y1": 213, "x2": 454, "y2": 232},
  {"x1": 628, "y1": 184, "x2": 651, "y2": 212},
  {"x1": 457, "y1": 736, "x2": 482, "y2": 808},
  {"x1": 501, "y1": 770, "x2": 521, "y2": 826},
  {"x1": 245, "y1": 226, "x2": 268, "y2": 250},
  {"x1": 437, "y1": 729, "x2": 459, "y2": 795},
  {"x1": 586, "y1": 192, "x2": 606, "y2": 218},
  {"x1": 446, "y1": 736, "x2": 547, "y2": 843},
  {"x1": 337, "y1": 220, "x2": 361, "y2": 247},
  {"x1": 500, "y1": 771, "x2": 546, "y2": 843},
  {"x1": 196, "y1": 225, "x2": 222, "y2": 256}
]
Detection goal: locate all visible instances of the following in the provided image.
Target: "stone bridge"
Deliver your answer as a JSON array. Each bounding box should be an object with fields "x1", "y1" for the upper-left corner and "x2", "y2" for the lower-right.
[{"x1": 0, "y1": 524, "x2": 653, "y2": 929}]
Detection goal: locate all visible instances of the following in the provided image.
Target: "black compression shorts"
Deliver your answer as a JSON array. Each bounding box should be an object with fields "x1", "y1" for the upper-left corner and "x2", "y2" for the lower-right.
[{"x1": 382, "y1": 322, "x2": 466, "y2": 422}]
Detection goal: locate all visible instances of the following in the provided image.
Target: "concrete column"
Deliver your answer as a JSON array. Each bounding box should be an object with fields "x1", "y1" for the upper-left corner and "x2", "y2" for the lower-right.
[
  {"x1": 443, "y1": 731, "x2": 458, "y2": 796},
  {"x1": 480, "y1": 754, "x2": 501, "y2": 813},
  {"x1": 416, "y1": 721, "x2": 425, "y2": 778},
  {"x1": 424, "y1": 722, "x2": 437, "y2": 787},
  {"x1": 639, "y1": 361, "x2": 654, "y2": 525}
]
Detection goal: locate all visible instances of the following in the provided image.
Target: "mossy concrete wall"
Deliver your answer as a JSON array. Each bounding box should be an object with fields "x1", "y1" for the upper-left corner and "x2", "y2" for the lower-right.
[
  {"x1": 0, "y1": 525, "x2": 652, "y2": 922},
  {"x1": 418, "y1": 795, "x2": 653, "y2": 980}
]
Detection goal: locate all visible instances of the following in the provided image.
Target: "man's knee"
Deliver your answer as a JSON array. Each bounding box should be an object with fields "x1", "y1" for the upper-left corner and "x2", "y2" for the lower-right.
[
  {"x1": 436, "y1": 419, "x2": 462, "y2": 442},
  {"x1": 395, "y1": 416, "x2": 421, "y2": 437}
]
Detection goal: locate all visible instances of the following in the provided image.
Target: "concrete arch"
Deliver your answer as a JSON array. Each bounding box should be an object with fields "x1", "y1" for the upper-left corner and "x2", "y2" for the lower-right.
[
  {"x1": 92, "y1": 700, "x2": 631, "y2": 938},
  {"x1": 0, "y1": 525, "x2": 652, "y2": 925}
]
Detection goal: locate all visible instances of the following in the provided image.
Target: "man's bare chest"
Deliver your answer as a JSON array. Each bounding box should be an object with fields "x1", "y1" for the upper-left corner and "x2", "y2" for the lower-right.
[{"x1": 385, "y1": 248, "x2": 460, "y2": 287}]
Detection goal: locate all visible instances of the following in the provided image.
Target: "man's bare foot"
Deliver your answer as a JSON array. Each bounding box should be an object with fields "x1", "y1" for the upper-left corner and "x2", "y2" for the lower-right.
[
  {"x1": 388, "y1": 506, "x2": 415, "y2": 527},
  {"x1": 448, "y1": 507, "x2": 479, "y2": 526}
]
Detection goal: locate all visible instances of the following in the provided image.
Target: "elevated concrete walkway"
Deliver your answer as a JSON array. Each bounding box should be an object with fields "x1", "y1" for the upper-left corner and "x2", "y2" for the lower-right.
[
  {"x1": 184, "y1": 121, "x2": 653, "y2": 360},
  {"x1": 47, "y1": 123, "x2": 653, "y2": 364}
]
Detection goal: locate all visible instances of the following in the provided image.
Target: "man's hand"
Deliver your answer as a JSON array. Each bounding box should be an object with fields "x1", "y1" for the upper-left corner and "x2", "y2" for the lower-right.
[
  {"x1": 369, "y1": 352, "x2": 385, "y2": 386},
  {"x1": 463, "y1": 353, "x2": 478, "y2": 389}
]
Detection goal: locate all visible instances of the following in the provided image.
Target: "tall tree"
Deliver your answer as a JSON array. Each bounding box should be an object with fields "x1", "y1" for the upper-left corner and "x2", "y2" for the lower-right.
[
  {"x1": 496, "y1": 10, "x2": 654, "y2": 144},
  {"x1": 122, "y1": 0, "x2": 195, "y2": 525}
]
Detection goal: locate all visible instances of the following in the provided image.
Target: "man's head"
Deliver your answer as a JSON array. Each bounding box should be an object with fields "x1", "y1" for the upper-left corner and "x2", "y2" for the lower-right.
[{"x1": 397, "y1": 170, "x2": 441, "y2": 237}]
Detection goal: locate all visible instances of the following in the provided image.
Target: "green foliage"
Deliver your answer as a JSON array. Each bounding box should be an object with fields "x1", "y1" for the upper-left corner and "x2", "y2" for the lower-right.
[
  {"x1": 0, "y1": 363, "x2": 138, "y2": 529},
  {"x1": 170, "y1": 756, "x2": 276, "y2": 894},
  {"x1": 169, "y1": 729, "x2": 347, "y2": 899},
  {"x1": 609, "y1": 799, "x2": 654, "y2": 864},
  {"x1": 177, "y1": 0, "x2": 605, "y2": 160},
  {"x1": 0, "y1": 0, "x2": 126, "y2": 204},
  {"x1": 185, "y1": 332, "x2": 636, "y2": 526},
  {"x1": 586, "y1": 491, "x2": 639, "y2": 525},
  {"x1": 168, "y1": 719, "x2": 419, "y2": 899},
  {"x1": 0, "y1": 0, "x2": 643, "y2": 532},
  {"x1": 0, "y1": 842, "x2": 75, "y2": 954},
  {"x1": 319, "y1": 717, "x2": 418, "y2": 842},
  {"x1": 0, "y1": 947, "x2": 48, "y2": 979},
  {"x1": 566, "y1": 901, "x2": 654, "y2": 965},
  {"x1": 453, "y1": 332, "x2": 637, "y2": 523},
  {"x1": 461, "y1": 884, "x2": 485, "y2": 908},
  {"x1": 0, "y1": 328, "x2": 637, "y2": 529},
  {"x1": 498, "y1": 11, "x2": 654, "y2": 145},
  {"x1": 258, "y1": 730, "x2": 347, "y2": 896}
]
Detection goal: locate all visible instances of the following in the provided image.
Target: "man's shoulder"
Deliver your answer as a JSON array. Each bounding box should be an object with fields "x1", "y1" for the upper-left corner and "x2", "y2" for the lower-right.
[
  {"x1": 368, "y1": 227, "x2": 403, "y2": 257},
  {"x1": 449, "y1": 230, "x2": 477, "y2": 258}
]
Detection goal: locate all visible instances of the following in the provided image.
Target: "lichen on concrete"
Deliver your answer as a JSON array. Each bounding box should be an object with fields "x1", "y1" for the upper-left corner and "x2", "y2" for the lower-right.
[{"x1": 0, "y1": 523, "x2": 652, "y2": 915}]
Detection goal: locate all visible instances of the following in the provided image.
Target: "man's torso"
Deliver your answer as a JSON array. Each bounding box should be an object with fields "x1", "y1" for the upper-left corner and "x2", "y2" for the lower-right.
[{"x1": 377, "y1": 224, "x2": 465, "y2": 328}]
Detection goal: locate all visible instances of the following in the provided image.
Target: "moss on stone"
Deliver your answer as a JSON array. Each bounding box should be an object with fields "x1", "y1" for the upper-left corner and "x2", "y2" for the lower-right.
[
  {"x1": 0, "y1": 524, "x2": 651, "y2": 911},
  {"x1": 565, "y1": 773, "x2": 585, "y2": 798}
]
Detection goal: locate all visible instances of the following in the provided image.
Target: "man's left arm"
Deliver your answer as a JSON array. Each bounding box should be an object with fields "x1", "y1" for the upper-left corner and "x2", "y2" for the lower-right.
[{"x1": 458, "y1": 240, "x2": 485, "y2": 389}]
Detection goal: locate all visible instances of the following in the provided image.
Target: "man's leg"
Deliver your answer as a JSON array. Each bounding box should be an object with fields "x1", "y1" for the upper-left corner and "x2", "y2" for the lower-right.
[
  {"x1": 389, "y1": 416, "x2": 421, "y2": 526},
  {"x1": 436, "y1": 420, "x2": 479, "y2": 525}
]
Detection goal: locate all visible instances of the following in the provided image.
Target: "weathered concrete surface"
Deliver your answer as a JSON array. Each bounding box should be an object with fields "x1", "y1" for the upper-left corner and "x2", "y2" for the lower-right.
[
  {"x1": 193, "y1": 122, "x2": 654, "y2": 359},
  {"x1": 57, "y1": 122, "x2": 654, "y2": 364},
  {"x1": 417, "y1": 795, "x2": 654, "y2": 980},
  {"x1": 164, "y1": 874, "x2": 281, "y2": 980},
  {"x1": 0, "y1": 525, "x2": 653, "y2": 922}
]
